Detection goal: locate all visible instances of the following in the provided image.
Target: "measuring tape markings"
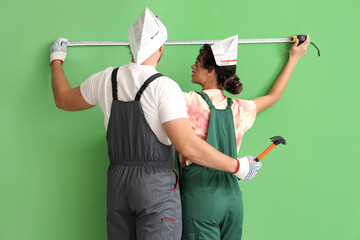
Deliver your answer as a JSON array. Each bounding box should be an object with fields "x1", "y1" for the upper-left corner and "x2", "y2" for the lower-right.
[
  {"x1": 67, "y1": 38, "x2": 292, "y2": 46},
  {"x1": 66, "y1": 36, "x2": 320, "y2": 56}
]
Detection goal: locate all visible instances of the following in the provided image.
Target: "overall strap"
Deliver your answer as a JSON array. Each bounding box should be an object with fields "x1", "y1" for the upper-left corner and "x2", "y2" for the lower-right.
[
  {"x1": 226, "y1": 97, "x2": 233, "y2": 109},
  {"x1": 135, "y1": 73, "x2": 163, "y2": 101},
  {"x1": 196, "y1": 91, "x2": 215, "y2": 108},
  {"x1": 196, "y1": 91, "x2": 233, "y2": 109},
  {"x1": 111, "y1": 67, "x2": 119, "y2": 100}
]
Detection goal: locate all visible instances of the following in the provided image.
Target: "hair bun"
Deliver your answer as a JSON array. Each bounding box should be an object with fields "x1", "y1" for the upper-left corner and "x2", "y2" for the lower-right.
[{"x1": 222, "y1": 75, "x2": 242, "y2": 94}]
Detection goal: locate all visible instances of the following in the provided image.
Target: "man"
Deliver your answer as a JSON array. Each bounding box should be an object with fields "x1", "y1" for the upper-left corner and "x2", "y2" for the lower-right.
[{"x1": 50, "y1": 8, "x2": 261, "y2": 240}]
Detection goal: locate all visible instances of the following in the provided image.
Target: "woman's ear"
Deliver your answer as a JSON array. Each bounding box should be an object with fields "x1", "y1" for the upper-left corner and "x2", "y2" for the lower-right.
[{"x1": 207, "y1": 66, "x2": 216, "y2": 76}]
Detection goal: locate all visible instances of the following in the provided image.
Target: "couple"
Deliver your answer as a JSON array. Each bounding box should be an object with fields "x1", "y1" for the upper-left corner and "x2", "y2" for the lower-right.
[{"x1": 50, "y1": 7, "x2": 309, "y2": 240}]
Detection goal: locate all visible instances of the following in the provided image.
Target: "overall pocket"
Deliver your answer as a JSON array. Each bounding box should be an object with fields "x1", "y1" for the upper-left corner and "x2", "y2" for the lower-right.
[{"x1": 160, "y1": 218, "x2": 182, "y2": 240}]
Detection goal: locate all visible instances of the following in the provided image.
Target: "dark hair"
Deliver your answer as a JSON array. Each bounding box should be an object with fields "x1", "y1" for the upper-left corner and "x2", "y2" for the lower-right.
[{"x1": 198, "y1": 44, "x2": 242, "y2": 94}]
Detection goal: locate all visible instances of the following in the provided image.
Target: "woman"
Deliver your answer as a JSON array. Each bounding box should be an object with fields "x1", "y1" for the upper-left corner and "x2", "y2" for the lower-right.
[{"x1": 179, "y1": 35, "x2": 310, "y2": 239}]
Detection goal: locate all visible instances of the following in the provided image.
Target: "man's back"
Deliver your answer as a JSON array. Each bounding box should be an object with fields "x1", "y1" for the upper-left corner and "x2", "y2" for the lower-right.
[{"x1": 80, "y1": 62, "x2": 188, "y2": 145}]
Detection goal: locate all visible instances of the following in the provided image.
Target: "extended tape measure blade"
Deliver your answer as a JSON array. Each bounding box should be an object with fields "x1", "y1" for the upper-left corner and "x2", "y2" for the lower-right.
[{"x1": 67, "y1": 38, "x2": 292, "y2": 46}]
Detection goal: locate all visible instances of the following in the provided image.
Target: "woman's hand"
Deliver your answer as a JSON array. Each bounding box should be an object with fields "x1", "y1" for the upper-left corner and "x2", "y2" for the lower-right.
[
  {"x1": 252, "y1": 34, "x2": 310, "y2": 113},
  {"x1": 290, "y1": 34, "x2": 310, "y2": 60}
]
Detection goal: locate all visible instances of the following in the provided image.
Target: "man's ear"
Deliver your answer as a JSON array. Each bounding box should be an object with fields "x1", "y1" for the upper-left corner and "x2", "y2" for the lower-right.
[{"x1": 157, "y1": 45, "x2": 165, "y2": 63}]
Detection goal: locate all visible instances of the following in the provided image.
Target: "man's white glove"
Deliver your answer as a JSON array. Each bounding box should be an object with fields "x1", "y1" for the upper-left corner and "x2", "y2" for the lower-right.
[
  {"x1": 233, "y1": 156, "x2": 262, "y2": 181},
  {"x1": 50, "y1": 38, "x2": 68, "y2": 65}
]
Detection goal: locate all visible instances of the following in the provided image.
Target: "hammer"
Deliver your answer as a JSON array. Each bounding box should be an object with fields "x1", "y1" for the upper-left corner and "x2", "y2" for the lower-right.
[{"x1": 254, "y1": 136, "x2": 287, "y2": 162}]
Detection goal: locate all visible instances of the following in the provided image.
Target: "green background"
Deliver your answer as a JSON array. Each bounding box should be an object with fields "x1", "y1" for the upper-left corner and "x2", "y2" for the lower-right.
[{"x1": 1, "y1": 0, "x2": 359, "y2": 239}]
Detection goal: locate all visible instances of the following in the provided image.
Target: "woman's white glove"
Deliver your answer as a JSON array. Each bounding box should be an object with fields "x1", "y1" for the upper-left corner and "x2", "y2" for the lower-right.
[
  {"x1": 50, "y1": 38, "x2": 68, "y2": 65},
  {"x1": 233, "y1": 156, "x2": 262, "y2": 181}
]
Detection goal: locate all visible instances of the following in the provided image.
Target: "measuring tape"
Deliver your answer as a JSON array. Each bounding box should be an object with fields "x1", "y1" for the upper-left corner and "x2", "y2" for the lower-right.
[
  {"x1": 67, "y1": 37, "x2": 291, "y2": 46},
  {"x1": 67, "y1": 35, "x2": 320, "y2": 56}
]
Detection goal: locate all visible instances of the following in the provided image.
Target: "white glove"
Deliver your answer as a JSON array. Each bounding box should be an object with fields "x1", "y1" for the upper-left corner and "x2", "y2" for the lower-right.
[
  {"x1": 50, "y1": 38, "x2": 68, "y2": 65},
  {"x1": 233, "y1": 156, "x2": 262, "y2": 181}
]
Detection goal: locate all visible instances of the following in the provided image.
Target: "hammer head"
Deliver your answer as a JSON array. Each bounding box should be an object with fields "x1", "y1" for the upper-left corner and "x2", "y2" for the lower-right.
[{"x1": 270, "y1": 136, "x2": 287, "y2": 145}]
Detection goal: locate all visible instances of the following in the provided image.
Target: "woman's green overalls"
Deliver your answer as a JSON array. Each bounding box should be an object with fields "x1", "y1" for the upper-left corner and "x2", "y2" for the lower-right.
[{"x1": 180, "y1": 92, "x2": 243, "y2": 240}]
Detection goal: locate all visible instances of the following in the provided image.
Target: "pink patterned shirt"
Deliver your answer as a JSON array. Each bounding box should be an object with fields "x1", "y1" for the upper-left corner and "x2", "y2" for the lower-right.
[{"x1": 182, "y1": 89, "x2": 257, "y2": 165}]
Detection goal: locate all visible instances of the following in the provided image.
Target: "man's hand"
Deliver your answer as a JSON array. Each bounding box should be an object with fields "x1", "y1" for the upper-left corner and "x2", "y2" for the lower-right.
[
  {"x1": 50, "y1": 38, "x2": 68, "y2": 65},
  {"x1": 233, "y1": 156, "x2": 262, "y2": 181}
]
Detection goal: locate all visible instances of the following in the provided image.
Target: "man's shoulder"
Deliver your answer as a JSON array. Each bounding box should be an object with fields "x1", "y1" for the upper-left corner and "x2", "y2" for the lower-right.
[{"x1": 149, "y1": 72, "x2": 179, "y2": 89}]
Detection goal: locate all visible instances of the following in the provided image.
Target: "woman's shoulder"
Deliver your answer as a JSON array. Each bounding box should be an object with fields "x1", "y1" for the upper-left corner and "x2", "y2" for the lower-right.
[
  {"x1": 183, "y1": 91, "x2": 209, "y2": 109},
  {"x1": 232, "y1": 98, "x2": 256, "y2": 111},
  {"x1": 183, "y1": 90, "x2": 201, "y2": 100},
  {"x1": 232, "y1": 97, "x2": 254, "y2": 104}
]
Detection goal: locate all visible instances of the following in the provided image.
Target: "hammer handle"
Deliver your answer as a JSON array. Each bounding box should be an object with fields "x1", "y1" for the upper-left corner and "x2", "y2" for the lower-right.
[{"x1": 255, "y1": 143, "x2": 276, "y2": 162}]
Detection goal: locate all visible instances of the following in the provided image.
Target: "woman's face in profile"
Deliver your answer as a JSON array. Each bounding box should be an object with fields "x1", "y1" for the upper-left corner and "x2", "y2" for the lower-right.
[{"x1": 191, "y1": 55, "x2": 209, "y2": 86}]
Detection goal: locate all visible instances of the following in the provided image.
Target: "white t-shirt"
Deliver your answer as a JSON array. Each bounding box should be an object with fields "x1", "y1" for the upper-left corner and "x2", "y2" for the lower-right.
[{"x1": 80, "y1": 62, "x2": 188, "y2": 145}]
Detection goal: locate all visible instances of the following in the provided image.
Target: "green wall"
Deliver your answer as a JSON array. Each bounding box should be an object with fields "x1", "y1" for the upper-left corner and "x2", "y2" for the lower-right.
[{"x1": 1, "y1": 0, "x2": 359, "y2": 239}]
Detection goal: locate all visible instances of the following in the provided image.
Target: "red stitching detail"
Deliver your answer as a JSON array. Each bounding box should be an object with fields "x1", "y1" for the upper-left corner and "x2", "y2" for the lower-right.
[
  {"x1": 173, "y1": 168, "x2": 179, "y2": 192},
  {"x1": 162, "y1": 218, "x2": 176, "y2": 222},
  {"x1": 232, "y1": 158, "x2": 240, "y2": 174},
  {"x1": 50, "y1": 59, "x2": 63, "y2": 66}
]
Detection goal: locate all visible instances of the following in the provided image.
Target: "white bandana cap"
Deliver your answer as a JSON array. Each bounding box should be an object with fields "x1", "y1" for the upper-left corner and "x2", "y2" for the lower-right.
[
  {"x1": 211, "y1": 35, "x2": 238, "y2": 66},
  {"x1": 128, "y1": 7, "x2": 168, "y2": 64}
]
